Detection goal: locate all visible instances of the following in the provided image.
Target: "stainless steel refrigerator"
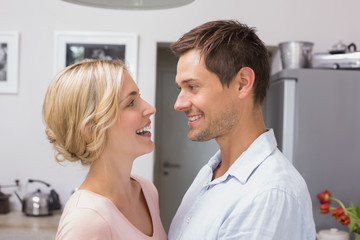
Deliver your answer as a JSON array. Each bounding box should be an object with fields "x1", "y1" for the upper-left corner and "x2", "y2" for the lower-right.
[{"x1": 264, "y1": 68, "x2": 360, "y2": 232}]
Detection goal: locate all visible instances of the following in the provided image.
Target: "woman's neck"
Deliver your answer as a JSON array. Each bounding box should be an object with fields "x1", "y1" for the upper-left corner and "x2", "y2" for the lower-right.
[{"x1": 79, "y1": 153, "x2": 136, "y2": 202}]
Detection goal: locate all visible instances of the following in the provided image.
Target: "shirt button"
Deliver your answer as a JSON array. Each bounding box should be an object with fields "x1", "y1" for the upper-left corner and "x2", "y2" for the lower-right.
[{"x1": 186, "y1": 217, "x2": 191, "y2": 223}]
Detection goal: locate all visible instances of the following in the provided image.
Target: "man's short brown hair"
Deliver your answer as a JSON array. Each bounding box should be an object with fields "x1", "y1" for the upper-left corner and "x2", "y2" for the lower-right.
[{"x1": 171, "y1": 20, "x2": 270, "y2": 105}]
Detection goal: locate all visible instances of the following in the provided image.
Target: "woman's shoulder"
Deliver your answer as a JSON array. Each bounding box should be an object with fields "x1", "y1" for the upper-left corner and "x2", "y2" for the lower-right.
[
  {"x1": 68, "y1": 189, "x2": 115, "y2": 209},
  {"x1": 59, "y1": 190, "x2": 118, "y2": 226},
  {"x1": 60, "y1": 190, "x2": 113, "y2": 218},
  {"x1": 131, "y1": 175, "x2": 156, "y2": 191},
  {"x1": 131, "y1": 174, "x2": 159, "y2": 203},
  {"x1": 57, "y1": 192, "x2": 112, "y2": 239}
]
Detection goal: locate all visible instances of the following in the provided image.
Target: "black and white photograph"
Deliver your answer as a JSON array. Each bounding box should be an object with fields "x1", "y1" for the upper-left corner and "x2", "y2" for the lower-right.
[
  {"x1": 65, "y1": 43, "x2": 126, "y2": 66},
  {"x1": 55, "y1": 32, "x2": 138, "y2": 81},
  {"x1": 0, "y1": 43, "x2": 7, "y2": 82},
  {"x1": 0, "y1": 32, "x2": 19, "y2": 94}
]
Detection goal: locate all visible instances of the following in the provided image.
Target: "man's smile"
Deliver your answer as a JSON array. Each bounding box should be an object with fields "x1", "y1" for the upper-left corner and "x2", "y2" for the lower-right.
[{"x1": 188, "y1": 114, "x2": 203, "y2": 122}]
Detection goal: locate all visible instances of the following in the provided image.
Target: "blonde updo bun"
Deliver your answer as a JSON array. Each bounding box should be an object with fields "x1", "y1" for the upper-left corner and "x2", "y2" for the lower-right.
[{"x1": 42, "y1": 59, "x2": 126, "y2": 165}]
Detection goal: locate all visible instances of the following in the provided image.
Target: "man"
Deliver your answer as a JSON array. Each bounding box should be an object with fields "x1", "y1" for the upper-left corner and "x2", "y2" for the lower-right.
[{"x1": 168, "y1": 20, "x2": 316, "y2": 239}]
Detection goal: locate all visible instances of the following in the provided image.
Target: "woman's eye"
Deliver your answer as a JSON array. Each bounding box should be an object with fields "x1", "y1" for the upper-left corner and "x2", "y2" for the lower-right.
[{"x1": 127, "y1": 99, "x2": 135, "y2": 107}]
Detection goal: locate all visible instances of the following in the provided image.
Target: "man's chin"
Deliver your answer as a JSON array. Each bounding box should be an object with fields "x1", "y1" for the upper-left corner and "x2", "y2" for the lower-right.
[{"x1": 188, "y1": 131, "x2": 212, "y2": 142}]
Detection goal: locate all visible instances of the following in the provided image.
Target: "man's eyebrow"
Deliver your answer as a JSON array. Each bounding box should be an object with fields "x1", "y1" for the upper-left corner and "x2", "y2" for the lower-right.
[{"x1": 177, "y1": 79, "x2": 196, "y2": 85}]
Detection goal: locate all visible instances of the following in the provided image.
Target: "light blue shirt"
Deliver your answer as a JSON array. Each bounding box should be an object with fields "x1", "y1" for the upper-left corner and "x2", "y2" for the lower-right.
[{"x1": 168, "y1": 129, "x2": 316, "y2": 240}]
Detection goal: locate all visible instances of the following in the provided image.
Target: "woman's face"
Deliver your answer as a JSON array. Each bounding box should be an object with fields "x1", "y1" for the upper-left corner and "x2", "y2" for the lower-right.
[{"x1": 106, "y1": 70, "x2": 156, "y2": 159}]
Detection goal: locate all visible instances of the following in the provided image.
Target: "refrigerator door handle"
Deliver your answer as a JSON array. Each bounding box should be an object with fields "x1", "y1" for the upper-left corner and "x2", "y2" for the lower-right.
[{"x1": 282, "y1": 79, "x2": 296, "y2": 163}]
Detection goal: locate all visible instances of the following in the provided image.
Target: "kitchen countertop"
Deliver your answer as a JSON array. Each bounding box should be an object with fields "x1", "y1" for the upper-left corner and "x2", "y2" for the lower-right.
[{"x1": 0, "y1": 210, "x2": 61, "y2": 240}]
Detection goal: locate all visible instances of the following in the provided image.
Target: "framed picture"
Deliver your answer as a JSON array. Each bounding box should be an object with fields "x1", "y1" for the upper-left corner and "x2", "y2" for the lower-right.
[
  {"x1": 0, "y1": 32, "x2": 19, "y2": 94},
  {"x1": 55, "y1": 32, "x2": 138, "y2": 81}
]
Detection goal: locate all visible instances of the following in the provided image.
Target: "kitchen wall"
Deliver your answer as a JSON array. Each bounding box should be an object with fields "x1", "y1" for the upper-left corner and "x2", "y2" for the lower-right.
[{"x1": 1, "y1": 0, "x2": 359, "y2": 210}]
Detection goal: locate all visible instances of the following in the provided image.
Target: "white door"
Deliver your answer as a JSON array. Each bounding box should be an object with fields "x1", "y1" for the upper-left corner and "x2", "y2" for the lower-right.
[{"x1": 154, "y1": 47, "x2": 218, "y2": 231}]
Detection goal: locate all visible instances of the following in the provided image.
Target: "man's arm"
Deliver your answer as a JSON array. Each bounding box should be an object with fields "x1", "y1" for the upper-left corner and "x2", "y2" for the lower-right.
[{"x1": 218, "y1": 188, "x2": 315, "y2": 240}]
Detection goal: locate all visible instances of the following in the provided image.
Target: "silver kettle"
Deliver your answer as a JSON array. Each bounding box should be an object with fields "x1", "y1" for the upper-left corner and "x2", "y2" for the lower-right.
[
  {"x1": 15, "y1": 179, "x2": 61, "y2": 216},
  {"x1": 329, "y1": 41, "x2": 357, "y2": 54}
]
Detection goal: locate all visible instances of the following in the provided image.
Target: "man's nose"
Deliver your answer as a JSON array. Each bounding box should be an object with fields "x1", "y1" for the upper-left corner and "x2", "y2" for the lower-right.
[{"x1": 174, "y1": 91, "x2": 191, "y2": 112}]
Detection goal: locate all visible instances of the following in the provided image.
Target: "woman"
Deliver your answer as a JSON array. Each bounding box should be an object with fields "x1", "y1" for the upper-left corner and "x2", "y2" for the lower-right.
[{"x1": 42, "y1": 59, "x2": 167, "y2": 239}]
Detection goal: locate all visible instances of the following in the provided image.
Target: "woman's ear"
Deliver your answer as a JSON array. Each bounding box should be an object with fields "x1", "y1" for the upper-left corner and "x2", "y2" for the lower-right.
[{"x1": 234, "y1": 67, "x2": 255, "y2": 99}]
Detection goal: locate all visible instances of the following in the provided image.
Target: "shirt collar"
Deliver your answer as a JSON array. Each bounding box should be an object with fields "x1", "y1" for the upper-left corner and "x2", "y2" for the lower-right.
[{"x1": 206, "y1": 129, "x2": 278, "y2": 185}]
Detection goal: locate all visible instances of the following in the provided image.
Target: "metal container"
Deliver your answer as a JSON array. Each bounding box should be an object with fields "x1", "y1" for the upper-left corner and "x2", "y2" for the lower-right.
[
  {"x1": 22, "y1": 189, "x2": 53, "y2": 216},
  {"x1": 279, "y1": 41, "x2": 314, "y2": 69},
  {"x1": 317, "y1": 228, "x2": 349, "y2": 240},
  {"x1": 14, "y1": 179, "x2": 61, "y2": 216},
  {"x1": 0, "y1": 192, "x2": 11, "y2": 214},
  {"x1": 312, "y1": 52, "x2": 360, "y2": 69}
]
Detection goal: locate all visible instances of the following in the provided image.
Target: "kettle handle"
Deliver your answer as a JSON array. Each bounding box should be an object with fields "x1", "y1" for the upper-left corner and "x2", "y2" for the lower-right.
[
  {"x1": 28, "y1": 179, "x2": 51, "y2": 187},
  {"x1": 14, "y1": 190, "x2": 23, "y2": 202},
  {"x1": 348, "y1": 43, "x2": 357, "y2": 52}
]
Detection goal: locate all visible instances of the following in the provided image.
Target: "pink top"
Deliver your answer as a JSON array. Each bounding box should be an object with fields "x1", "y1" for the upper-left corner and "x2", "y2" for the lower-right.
[{"x1": 56, "y1": 175, "x2": 167, "y2": 240}]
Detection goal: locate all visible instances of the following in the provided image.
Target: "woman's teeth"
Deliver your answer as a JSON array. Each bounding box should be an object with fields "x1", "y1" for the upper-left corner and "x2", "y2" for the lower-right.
[
  {"x1": 136, "y1": 125, "x2": 151, "y2": 134},
  {"x1": 189, "y1": 115, "x2": 203, "y2": 122}
]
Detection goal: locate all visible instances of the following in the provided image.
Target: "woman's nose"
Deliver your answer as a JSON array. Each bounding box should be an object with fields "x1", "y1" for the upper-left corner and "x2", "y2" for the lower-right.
[{"x1": 143, "y1": 100, "x2": 156, "y2": 116}]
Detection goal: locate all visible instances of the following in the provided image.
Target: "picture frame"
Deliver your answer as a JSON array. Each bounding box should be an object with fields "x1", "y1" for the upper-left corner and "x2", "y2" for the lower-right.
[
  {"x1": 55, "y1": 32, "x2": 138, "y2": 81},
  {"x1": 0, "y1": 32, "x2": 19, "y2": 94}
]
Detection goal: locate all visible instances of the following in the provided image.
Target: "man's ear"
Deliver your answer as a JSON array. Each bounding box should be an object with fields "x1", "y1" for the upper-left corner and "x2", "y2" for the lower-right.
[{"x1": 234, "y1": 67, "x2": 255, "y2": 99}]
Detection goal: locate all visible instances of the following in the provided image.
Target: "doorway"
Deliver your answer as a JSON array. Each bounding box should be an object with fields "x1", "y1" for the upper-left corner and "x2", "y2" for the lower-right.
[{"x1": 153, "y1": 44, "x2": 218, "y2": 231}]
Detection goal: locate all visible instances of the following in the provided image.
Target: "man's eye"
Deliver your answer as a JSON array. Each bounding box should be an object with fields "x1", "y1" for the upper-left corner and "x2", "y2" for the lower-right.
[{"x1": 189, "y1": 85, "x2": 197, "y2": 90}]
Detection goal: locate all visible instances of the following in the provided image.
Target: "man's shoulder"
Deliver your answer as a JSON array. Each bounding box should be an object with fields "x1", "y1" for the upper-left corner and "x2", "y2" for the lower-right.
[
  {"x1": 257, "y1": 148, "x2": 303, "y2": 180},
  {"x1": 253, "y1": 149, "x2": 311, "y2": 201}
]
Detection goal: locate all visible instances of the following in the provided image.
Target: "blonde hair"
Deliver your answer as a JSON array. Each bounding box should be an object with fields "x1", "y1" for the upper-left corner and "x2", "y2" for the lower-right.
[{"x1": 42, "y1": 59, "x2": 126, "y2": 165}]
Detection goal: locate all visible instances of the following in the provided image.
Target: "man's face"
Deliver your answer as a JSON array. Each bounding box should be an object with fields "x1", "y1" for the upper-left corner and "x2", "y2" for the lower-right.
[{"x1": 174, "y1": 49, "x2": 239, "y2": 141}]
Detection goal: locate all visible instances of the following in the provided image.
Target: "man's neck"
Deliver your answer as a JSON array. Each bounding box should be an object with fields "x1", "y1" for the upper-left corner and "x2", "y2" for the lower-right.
[{"x1": 213, "y1": 108, "x2": 266, "y2": 180}]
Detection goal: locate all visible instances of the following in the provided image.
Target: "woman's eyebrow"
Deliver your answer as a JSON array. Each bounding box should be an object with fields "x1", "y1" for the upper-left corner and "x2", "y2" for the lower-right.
[{"x1": 119, "y1": 89, "x2": 139, "y2": 103}]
